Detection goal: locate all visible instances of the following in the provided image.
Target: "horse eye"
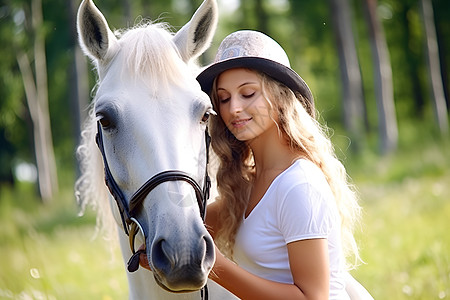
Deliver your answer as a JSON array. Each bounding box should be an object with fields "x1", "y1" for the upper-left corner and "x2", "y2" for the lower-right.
[
  {"x1": 201, "y1": 109, "x2": 216, "y2": 124},
  {"x1": 95, "y1": 101, "x2": 119, "y2": 130},
  {"x1": 201, "y1": 112, "x2": 210, "y2": 123},
  {"x1": 99, "y1": 116, "x2": 112, "y2": 128}
]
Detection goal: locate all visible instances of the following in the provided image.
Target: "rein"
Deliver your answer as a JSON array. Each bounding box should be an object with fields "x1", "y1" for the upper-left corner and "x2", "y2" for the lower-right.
[{"x1": 95, "y1": 121, "x2": 211, "y2": 299}]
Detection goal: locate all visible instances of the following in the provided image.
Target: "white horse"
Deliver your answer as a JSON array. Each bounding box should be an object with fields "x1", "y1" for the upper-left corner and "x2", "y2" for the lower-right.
[{"x1": 75, "y1": 0, "x2": 234, "y2": 299}]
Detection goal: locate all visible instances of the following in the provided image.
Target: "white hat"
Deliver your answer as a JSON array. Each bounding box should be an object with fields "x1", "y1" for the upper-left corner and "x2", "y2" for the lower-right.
[{"x1": 196, "y1": 30, "x2": 314, "y2": 116}]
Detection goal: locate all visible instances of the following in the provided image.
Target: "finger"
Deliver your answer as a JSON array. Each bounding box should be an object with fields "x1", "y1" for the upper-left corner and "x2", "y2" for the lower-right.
[{"x1": 139, "y1": 250, "x2": 151, "y2": 271}]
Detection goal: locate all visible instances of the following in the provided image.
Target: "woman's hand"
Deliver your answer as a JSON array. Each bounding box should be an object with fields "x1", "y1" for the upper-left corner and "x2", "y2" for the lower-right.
[
  {"x1": 137, "y1": 244, "x2": 152, "y2": 271},
  {"x1": 209, "y1": 244, "x2": 225, "y2": 281}
]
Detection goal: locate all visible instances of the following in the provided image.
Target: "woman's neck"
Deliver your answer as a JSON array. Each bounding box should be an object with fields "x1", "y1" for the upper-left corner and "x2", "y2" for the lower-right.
[{"x1": 248, "y1": 127, "x2": 301, "y2": 176}]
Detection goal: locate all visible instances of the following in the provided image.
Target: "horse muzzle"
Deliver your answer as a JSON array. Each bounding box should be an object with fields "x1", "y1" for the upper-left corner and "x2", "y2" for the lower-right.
[
  {"x1": 127, "y1": 211, "x2": 215, "y2": 292},
  {"x1": 149, "y1": 229, "x2": 215, "y2": 292}
]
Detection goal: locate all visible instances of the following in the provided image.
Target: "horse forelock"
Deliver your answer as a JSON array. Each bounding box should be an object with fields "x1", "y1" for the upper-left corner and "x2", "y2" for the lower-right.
[{"x1": 114, "y1": 22, "x2": 194, "y2": 92}]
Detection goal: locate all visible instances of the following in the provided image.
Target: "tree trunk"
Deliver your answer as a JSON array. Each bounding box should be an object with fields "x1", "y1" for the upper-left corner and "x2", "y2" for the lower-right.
[
  {"x1": 330, "y1": 0, "x2": 366, "y2": 151},
  {"x1": 68, "y1": 0, "x2": 90, "y2": 153},
  {"x1": 123, "y1": 0, "x2": 132, "y2": 25},
  {"x1": 420, "y1": 0, "x2": 448, "y2": 134},
  {"x1": 17, "y1": 0, "x2": 58, "y2": 203},
  {"x1": 399, "y1": 3, "x2": 425, "y2": 116},
  {"x1": 362, "y1": 0, "x2": 398, "y2": 154},
  {"x1": 255, "y1": 0, "x2": 268, "y2": 33},
  {"x1": 435, "y1": 18, "x2": 449, "y2": 111}
]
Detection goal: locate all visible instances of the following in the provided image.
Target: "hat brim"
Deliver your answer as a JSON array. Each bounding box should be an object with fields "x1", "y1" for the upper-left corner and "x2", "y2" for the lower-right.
[{"x1": 196, "y1": 57, "x2": 314, "y2": 105}]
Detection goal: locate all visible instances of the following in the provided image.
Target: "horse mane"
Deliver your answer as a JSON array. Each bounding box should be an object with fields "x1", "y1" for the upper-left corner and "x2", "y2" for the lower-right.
[
  {"x1": 74, "y1": 21, "x2": 199, "y2": 239},
  {"x1": 75, "y1": 105, "x2": 115, "y2": 239},
  {"x1": 116, "y1": 22, "x2": 196, "y2": 93}
]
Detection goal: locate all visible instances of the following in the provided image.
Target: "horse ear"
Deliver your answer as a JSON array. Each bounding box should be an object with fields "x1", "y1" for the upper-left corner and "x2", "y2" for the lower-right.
[
  {"x1": 77, "y1": 0, "x2": 118, "y2": 62},
  {"x1": 173, "y1": 0, "x2": 218, "y2": 62}
]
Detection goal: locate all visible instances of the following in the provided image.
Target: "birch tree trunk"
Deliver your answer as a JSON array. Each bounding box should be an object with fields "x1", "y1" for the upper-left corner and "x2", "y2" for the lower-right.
[
  {"x1": 363, "y1": 0, "x2": 398, "y2": 154},
  {"x1": 17, "y1": 0, "x2": 58, "y2": 203},
  {"x1": 420, "y1": 0, "x2": 448, "y2": 134},
  {"x1": 330, "y1": 0, "x2": 366, "y2": 151}
]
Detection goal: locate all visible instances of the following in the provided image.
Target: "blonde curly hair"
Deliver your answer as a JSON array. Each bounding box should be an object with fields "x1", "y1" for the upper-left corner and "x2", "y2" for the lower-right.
[{"x1": 209, "y1": 70, "x2": 361, "y2": 269}]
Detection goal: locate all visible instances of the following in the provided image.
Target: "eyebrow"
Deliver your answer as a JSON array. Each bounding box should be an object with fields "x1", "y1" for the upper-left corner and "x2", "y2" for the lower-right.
[{"x1": 217, "y1": 81, "x2": 258, "y2": 91}]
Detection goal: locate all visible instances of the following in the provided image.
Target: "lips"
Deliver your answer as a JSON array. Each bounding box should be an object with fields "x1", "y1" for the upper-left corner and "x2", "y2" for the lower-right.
[{"x1": 231, "y1": 118, "x2": 252, "y2": 128}]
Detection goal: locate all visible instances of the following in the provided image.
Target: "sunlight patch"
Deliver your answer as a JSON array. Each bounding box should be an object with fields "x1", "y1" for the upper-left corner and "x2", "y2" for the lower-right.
[
  {"x1": 29, "y1": 268, "x2": 40, "y2": 279},
  {"x1": 14, "y1": 161, "x2": 37, "y2": 183},
  {"x1": 167, "y1": 182, "x2": 196, "y2": 208}
]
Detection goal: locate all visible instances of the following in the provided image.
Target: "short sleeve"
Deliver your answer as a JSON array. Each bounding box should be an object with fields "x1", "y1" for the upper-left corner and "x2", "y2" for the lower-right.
[{"x1": 278, "y1": 183, "x2": 337, "y2": 244}]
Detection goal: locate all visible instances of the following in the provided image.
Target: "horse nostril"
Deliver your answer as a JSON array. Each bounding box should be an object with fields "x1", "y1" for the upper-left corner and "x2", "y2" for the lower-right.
[
  {"x1": 151, "y1": 232, "x2": 215, "y2": 284},
  {"x1": 151, "y1": 239, "x2": 175, "y2": 273},
  {"x1": 203, "y1": 235, "x2": 215, "y2": 270}
]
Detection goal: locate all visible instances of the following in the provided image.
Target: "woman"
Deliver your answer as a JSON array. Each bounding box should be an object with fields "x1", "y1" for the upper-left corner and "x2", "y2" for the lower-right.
[{"x1": 196, "y1": 30, "x2": 364, "y2": 299}]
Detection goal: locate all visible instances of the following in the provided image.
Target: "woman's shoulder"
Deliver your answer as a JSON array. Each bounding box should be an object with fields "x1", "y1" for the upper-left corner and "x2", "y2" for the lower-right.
[
  {"x1": 275, "y1": 160, "x2": 339, "y2": 239},
  {"x1": 272, "y1": 159, "x2": 335, "y2": 214},
  {"x1": 277, "y1": 159, "x2": 328, "y2": 191}
]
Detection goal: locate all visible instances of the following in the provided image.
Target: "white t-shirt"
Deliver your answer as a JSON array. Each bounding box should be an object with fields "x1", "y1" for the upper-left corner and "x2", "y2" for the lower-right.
[{"x1": 233, "y1": 159, "x2": 349, "y2": 299}]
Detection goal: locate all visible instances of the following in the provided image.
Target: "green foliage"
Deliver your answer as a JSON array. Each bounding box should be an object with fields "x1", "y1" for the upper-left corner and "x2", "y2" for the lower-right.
[{"x1": 1, "y1": 0, "x2": 449, "y2": 187}]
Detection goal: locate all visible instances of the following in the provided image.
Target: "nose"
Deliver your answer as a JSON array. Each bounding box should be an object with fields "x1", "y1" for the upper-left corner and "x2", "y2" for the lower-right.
[{"x1": 228, "y1": 96, "x2": 243, "y2": 115}]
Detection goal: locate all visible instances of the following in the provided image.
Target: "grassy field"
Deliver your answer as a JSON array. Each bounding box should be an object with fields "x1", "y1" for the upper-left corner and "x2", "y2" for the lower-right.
[
  {"x1": 348, "y1": 139, "x2": 450, "y2": 299},
  {"x1": 0, "y1": 136, "x2": 449, "y2": 299},
  {"x1": 0, "y1": 185, "x2": 128, "y2": 299}
]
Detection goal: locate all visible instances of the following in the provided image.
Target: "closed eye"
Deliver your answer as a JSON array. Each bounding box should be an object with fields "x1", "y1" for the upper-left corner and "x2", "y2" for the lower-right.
[{"x1": 243, "y1": 92, "x2": 255, "y2": 99}]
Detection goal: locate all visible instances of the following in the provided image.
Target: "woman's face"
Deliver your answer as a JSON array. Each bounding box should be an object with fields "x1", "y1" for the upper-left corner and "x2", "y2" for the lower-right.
[{"x1": 216, "y1": 68, "x2": 278, "y2": 142}]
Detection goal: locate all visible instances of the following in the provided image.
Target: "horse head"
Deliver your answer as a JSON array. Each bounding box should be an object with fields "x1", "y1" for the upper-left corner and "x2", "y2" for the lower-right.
[{"x1": 76, "y1": 0, "x2": 218, "y2": 293}]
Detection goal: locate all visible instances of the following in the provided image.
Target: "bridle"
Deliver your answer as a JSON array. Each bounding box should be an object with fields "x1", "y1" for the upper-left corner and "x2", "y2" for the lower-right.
[{"x1": 95, "y1": 121, "x2": 211, "y2": 299}]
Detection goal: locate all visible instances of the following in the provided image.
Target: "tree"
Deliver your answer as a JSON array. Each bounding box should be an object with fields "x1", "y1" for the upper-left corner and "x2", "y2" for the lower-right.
[
  {"x1": 397, "y1": 1, "x2": 426, "y2": 116},
  {"x1": 68, "y1": 0, "x2": 90, "y2": 152},
  {"x1": 16, "y1": 0, "x2": 58, "y2": 202},
  {"x1": 362, "y1": 0, "x2": 398, "y2": 154},
  {"x1": 329, "y1": 0, "x2": 366, "y2": 151},
  {"x1": 254, "y1": 0, "x2": 269, "y2": 33},
  {"x1": 433, "y1": 0, "x2": 450, "y2": 111},
  {"x1": 420, "y1": 0, "x2": 448, "y2": 134}
]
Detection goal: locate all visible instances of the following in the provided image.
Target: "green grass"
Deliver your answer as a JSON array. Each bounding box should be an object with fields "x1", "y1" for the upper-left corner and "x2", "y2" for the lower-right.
[
  {"x1": 352, "y1": 174, "x2": 450, "y2": 299},
  {"x1": 0, "y1": 135, "x2": 449, "y2": 299},
  {"x1": 0, "y1": 185, "x2": 128, "y2": 299},
  {"x1": 348, "y1": 137, "x2": 450, "y2": 299}
]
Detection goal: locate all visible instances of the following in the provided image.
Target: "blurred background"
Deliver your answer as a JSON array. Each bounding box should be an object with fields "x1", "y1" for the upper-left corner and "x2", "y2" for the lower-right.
[{"x1": 0, "y1": 0, "x2": 449, "y2": 299}]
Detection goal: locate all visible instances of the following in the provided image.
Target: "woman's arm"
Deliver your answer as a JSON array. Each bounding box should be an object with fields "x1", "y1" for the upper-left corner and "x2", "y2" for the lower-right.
[
  {"x1": 205, "y1": 200, "x2": 221, "y2": 239},
  {"x1": 210, "y1": 238, "x2": 329, "y2": 300}
]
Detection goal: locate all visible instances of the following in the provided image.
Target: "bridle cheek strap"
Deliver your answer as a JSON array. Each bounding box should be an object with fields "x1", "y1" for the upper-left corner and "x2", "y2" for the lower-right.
[{"x1": 95, "y1": 122, "x2": 131, "y2": 235}]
